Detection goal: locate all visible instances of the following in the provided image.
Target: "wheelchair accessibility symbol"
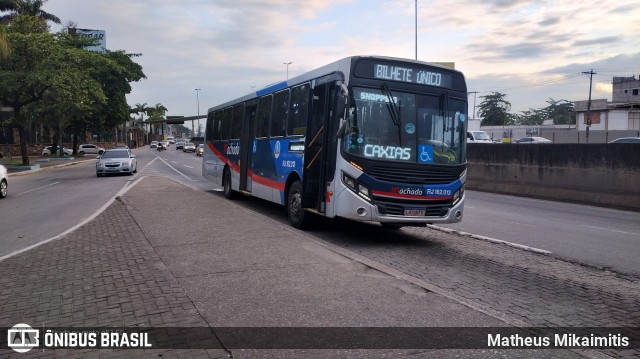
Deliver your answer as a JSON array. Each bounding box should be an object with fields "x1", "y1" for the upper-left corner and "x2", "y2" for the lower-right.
[{"x1": 418, "y1": 145, "x2": 433, "y2": 163}]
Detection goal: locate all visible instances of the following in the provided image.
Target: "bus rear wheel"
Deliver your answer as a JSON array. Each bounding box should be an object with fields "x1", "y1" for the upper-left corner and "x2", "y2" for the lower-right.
[
  {"x1": 287, "y1": 181, "x2": 312, "y2": 229},
  {"x1": 223, "y1": 168, "x2": 237, "y2": 199}
]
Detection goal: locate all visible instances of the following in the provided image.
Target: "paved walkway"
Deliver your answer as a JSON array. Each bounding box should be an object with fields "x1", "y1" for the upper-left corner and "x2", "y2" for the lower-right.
[{"x1": 0, "y1": 176, "x2": 633, "y2": 358}]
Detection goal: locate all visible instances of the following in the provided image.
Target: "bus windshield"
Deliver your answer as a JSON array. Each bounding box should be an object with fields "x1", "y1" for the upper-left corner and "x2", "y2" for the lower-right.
[{"x1": 343, "y1": 87, "x2": 466, "y2": 165}]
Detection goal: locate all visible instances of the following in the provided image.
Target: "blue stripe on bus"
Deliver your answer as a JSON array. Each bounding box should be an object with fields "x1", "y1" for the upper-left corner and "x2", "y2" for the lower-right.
[{"x1": 256, "y1": 81, "x2": 288, "y2": 96}]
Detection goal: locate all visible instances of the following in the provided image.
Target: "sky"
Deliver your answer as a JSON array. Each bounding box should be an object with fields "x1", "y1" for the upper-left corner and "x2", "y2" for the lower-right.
[{"x1": 41, "y1": 0, "x2": 640, "y2": 125}]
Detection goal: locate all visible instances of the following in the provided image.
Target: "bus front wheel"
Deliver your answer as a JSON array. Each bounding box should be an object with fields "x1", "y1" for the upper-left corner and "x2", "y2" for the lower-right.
[
  {"x1": 287, "y1": 181, "x2": 311, "y2": 229},
  {"x1": 223, "y1": 168, "x2": 237, "y2": 199}
]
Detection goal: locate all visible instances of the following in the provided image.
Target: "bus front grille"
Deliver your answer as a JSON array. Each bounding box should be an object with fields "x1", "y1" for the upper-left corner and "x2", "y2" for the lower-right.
[
  {"x1": 366, "y1": 165, "x2": 464, "y2": 185},
  {"x1": 376, "y1": 202, "x2": 450, "y2": 217}
]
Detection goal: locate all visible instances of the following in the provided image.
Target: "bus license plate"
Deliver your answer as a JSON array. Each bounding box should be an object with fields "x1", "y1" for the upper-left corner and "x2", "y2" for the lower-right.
[{"x1": 404, "y1": 208, "x2": 425, "y2": 216}]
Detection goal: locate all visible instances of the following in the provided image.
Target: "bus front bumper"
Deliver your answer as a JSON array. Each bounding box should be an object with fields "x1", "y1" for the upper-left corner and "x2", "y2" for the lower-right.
[{"x1": 334, "y1": 187, "x2": 465, "y2": 224}]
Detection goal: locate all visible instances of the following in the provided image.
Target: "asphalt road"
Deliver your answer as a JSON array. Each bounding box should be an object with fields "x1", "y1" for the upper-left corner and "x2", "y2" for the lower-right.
[
  {"x1": 440, "y1": 191, "x2": 640, "y2": 275},
  {"x1": 2, "y1": 145, "x2": 639, "y2": 276}
]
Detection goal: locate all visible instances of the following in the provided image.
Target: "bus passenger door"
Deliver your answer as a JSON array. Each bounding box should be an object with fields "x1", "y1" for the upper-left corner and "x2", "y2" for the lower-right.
[
  {"x1": 240, "y1": 104, "x2": 256, "y2": 192},
  {"x1": 302, "y1": 83, "x2": 331, "y2": 212}
]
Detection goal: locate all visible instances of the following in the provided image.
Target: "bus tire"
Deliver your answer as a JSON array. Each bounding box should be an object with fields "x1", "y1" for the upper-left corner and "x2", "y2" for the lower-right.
[
  {"x1": 223, "y1": 168, "x2": 237, "y2": 199},
  {"x1": 287, "y1": 180, "x2": 312, "y2": 229}
]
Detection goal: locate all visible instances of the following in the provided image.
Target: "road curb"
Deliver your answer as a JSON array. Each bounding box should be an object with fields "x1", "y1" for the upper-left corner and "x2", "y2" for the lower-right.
[{"x1": 7, "y1": 159, "x2": 95, "y2": 177}]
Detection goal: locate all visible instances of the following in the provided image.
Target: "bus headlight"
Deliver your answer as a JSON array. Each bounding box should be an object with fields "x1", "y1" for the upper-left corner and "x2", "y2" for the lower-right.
[
  {"x1": 452, "y1": 185, "x2": 465, "y2": 205},
  {"x1": 342, "y1": 172, "x2": 372, "y2": 202},
  {"x1": 358, "y1": 184, "x2": 371, "y2": 201},
  {"x1": 343, "y1": 172, "x2": 356, "y2": 190}
]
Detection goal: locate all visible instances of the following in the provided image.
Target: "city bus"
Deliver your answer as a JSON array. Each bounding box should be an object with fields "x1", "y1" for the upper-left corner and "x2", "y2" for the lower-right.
[{"x1": 202, "y1": 56, "x2": 468, "y2": 229}]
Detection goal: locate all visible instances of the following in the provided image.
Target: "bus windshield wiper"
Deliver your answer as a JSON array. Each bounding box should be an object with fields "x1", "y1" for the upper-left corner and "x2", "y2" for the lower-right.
[{"x1": 382, "y1": 83, "x2": 402, "y2": 145}]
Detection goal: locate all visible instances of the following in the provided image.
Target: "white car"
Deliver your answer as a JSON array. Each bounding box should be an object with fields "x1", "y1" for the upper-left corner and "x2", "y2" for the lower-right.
[
  {"x1": 467, "y1": 131, "x2": 494, "y2": 143},
  {"x1": 42, "y1": 146, "x2": 73, "y2": 156},
  {"x1": 78, "y1": 144, "x2": 105, "y2": 155},
  {"x1": 96, "y1": 149, "x2": 137, "y2": 176},
  {"x1": 514, "y1": 136, "x2": 552, "y2": 144},
  {"x1": 150, "y1": 141, "x2": 159, "y2": 148},
  {"x1": 0, "y1": 164, "x2": 7, "y2": 198},
  {"x1": 183, "y1": 142, "x2": 196, "y2": 152}
]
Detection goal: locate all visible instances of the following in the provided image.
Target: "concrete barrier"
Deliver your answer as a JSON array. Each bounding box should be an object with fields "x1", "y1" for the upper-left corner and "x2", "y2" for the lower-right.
[{"x1": 466, "y1": 144, "x2": 640, "y2": 211}]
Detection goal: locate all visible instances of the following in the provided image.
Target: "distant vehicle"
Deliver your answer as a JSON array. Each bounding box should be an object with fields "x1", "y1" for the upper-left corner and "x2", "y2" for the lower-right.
[
  {"x1": 175, "y1": 140, "x2": 186, "y2": 150},
  {"x1": 514, "y1": 136, "x2": 552, "y2": 144},
  {"x1": 609, "y1": 137, "x2": 640, "y2": 144},
  {"x1": 467, "y1": 131, "x2": 494, "y2": 143},
  {"x1": 0, "y1": 164, "x2": 7, "y2": 199},
  {"x1": 42, "y1": 146, "x2": 73, "y2": 156},
  {"x1": 150, "y1": 141, "x2": 159, "y2": 148},
  {"x1": 183, "y1": 142, "x2": 196, "y2": 152},
  {"x1": 160, "y1": 140, "x2": 170, "y2": 148},
  {"x1": 78, "y1": 144, "x2": 105, "y2": 155},
  {"x1": 96, "y1": 149, "x2": 137, "y2": 177},
  {"x1": 166, "y1": 136, "x2": 175, "y2": 144},
  {"x1": 196, "y1": 144, "x2": 205, "y2": 156},
  {"x1": 157, "y1": 142, "x2": 167, "y2": 151}
]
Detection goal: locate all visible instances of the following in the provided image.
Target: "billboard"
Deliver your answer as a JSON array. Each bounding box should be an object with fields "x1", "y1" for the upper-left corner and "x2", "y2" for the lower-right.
[{"x1": 70, "y1": 28, "x2": 106, "y2": 53}]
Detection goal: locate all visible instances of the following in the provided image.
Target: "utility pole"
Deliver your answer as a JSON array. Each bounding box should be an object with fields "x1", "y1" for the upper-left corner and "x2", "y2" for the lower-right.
[
  {"x1": 582, "y1": 69, "x2": 596, "y2": 143},
  {"x1": 195, "y1": 88, "x2": 201, "y2": 138}
]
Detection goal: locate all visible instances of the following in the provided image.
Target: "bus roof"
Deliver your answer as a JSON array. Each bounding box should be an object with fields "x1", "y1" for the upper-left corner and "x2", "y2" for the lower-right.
[{"x1": 207, "y1": 55, "x2": 465, "y2": 113}]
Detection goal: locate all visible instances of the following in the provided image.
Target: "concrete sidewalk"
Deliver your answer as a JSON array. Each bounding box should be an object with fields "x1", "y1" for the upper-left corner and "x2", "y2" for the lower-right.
[{"x1": 0, "y1": 176, "x2": 585, "y2": 358}]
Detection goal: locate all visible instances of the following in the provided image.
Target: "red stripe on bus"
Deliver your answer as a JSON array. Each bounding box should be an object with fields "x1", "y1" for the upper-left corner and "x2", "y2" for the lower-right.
[{"x1": 208, "y1": 143, "x2": 285, "y2": 191}]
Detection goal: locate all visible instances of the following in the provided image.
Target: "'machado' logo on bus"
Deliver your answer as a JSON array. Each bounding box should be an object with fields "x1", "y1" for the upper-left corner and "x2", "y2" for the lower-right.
[
  {"x1": 392, "y1": 187, "x2": 424, "y2": 196},
  {"x1": 225, "y1": 143, "x2": 240, "y2": 155}
]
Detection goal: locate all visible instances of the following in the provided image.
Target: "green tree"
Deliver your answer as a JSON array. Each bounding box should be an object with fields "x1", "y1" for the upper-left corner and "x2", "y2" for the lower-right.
[
  {"x1": 81, "y1": 50, "x2": 145, "y2": 145},
  {"x1": 478, "y1": 92, "x2": 512, "y2": 126},
  {"x1": 0, "y1": 15, "x2": 58, "y2": 164},
  {"x1": 0, "y1": 0, "x2": 61, "y2": 24},
  {"x1": 544, "y1": 98, "x2": 574, "y2": 125},
  {"x1": 147, "y1": 103, "x2": 168, "y2": 136},
  {"x1": 0, "y1": 29, "x2": 9, "y2": 59},
  {"x1": 515, "y1": 108, "x2": 546, "y2": 126}
]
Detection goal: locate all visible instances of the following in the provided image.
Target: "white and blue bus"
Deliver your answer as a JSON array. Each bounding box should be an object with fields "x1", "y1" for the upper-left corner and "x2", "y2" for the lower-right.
[{"x1": 203, "y1": 56, "x2": 468, "y2": 229}]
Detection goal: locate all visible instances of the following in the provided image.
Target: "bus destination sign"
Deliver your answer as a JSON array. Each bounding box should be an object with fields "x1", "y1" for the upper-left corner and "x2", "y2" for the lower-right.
[{"x1": 354, "y1": 59, "x2": 455, "y2": 89}]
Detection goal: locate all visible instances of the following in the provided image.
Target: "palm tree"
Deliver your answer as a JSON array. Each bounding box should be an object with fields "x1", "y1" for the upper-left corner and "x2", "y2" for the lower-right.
[
  {"x1": 152, "y1": 103, "x2": 168, "y2": 117},
  {"x1": 0, "y1": 0, "x2": 61, "y2": 24}
]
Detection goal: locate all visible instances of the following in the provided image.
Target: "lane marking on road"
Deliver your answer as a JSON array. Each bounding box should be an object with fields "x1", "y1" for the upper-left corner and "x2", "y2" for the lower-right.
[
  {"x1": 507, "y1": 221, "x2": 536, "y2": 228},
  {"x1": 0, "y1": 176, "x2": 146, "y2": 263},
  {"x1": 156, "y1": 156, "x2": 195, "y2": 181},
  {"x1": 428, "y1": 225, "x2": 552, "y2": 255},
  {"x1": 183, "y1": 165, "x2": 194, "y2": 169},
  {"x1": 171, "y1": 161, "x2": 178, "y2": 164},
  {"x1": 17, "y1": 181, "x2": 60, "y2": 196},
  {"x1": 584, "y1": 225, "x2": 640, "y2": 236}
]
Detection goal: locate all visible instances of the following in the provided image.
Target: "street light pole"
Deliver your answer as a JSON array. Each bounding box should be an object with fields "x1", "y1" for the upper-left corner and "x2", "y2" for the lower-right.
[
  {"x1": 283, "y1": 62, "x2": 292, "y2": 81},
  {"x1": 195, "y1": 88, "x2": 201, "y2": 138}
]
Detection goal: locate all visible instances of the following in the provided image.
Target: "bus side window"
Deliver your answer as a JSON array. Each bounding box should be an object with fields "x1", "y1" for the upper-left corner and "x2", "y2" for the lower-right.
[
  {"x1": 231, "y1": 104, "x2": 243, "y2": 140},
  {"x1": 271, "y1": 89, "x2": 289, "y2": 137},
  {"x1": 220, "y1": 107, "x2": 232, "y2": 141},
  {"x1": 256, "y1": 95, "x2": 272, "y2": 138},
  {"x1": 288, "y1": 84, "x2": 309, "y2": 136}
]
